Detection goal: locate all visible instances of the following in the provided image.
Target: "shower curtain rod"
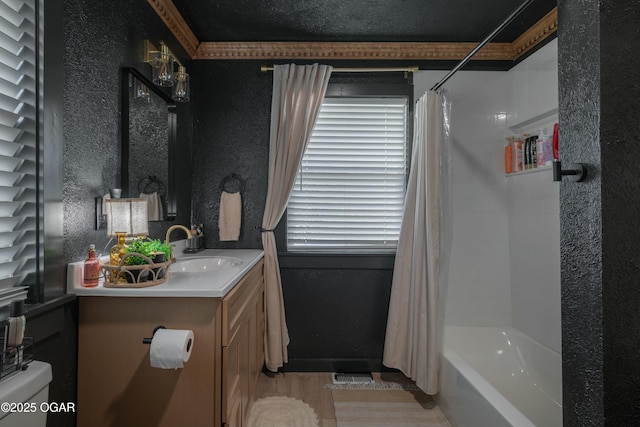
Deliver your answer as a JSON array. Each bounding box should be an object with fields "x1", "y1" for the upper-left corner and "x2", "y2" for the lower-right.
[
  {"x1": 261, "y1": 65, "x2": 419, "y2": 74},
  {"x1": 430, "y1": 0, "x2": 535, "y2": 91}
]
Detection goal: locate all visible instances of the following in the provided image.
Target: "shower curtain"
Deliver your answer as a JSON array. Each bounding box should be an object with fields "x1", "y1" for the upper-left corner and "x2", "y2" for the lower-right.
[
  {"x1": 383, "y1": 90, "x2": 451, "y2": 395},
  {"x1": 261, "y1": 63, "x2": 332, "y2": 372}
]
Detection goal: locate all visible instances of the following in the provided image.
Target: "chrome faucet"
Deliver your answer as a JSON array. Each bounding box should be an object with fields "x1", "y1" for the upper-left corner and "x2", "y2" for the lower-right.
[{"x1": 165, "y1": 225, "x2": 193, "y2": 259}]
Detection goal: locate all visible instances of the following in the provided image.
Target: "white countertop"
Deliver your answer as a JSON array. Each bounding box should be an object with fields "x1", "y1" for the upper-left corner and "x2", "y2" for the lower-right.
[{"x1": 67, "y1": 247, "x2": 264, "y2": 298}]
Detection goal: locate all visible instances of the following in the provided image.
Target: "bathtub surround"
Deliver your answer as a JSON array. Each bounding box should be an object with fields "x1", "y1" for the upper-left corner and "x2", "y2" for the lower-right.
[
  {"x1": 412, "y1": 42, "x2": 562, "y2": 425},
  {"x1": 413, "y1": 40, "x2": 561, "y2": 355},
  {"x1": 261, "y1": 64, "x2": 333, "y2": 371},
  {"x1": 384, "y1": 91, "x2": 451, "y2": 395}
]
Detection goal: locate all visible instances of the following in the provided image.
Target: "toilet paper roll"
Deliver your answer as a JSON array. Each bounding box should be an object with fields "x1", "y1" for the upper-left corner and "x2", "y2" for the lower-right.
[{"x1": 149, "y1": 328, "x2": 194, "y2": 369}]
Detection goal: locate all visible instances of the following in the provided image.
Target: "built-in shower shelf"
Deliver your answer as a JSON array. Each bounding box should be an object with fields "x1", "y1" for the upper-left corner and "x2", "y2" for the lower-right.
[{"x1": 505, "y1": 165, "x2": 552, "y2": 177}]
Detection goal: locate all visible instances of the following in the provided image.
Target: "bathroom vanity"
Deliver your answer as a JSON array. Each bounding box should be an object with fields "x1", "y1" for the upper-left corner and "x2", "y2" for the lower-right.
[{"x1": 72, "y1": 249, "x2": 264, "y2": 427}]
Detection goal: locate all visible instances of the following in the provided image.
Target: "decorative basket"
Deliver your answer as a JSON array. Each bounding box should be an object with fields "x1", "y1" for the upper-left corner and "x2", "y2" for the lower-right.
[{"x1": 101, "y1": 252, "x2": 173, "y2": 288}]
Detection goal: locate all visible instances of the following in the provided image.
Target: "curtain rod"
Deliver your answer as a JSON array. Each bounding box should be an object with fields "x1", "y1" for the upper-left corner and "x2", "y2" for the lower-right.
[
  {"x1": 430, "y1": 0, "x2": 534, "y2": 91},
  {"x1": 261, "y1": 65, "x2": 419, "y2": 74}
]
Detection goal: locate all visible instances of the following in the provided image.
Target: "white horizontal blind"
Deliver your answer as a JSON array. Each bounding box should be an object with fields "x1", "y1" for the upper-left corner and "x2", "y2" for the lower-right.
[
  {"x1": 288, "y1": 97, "x2": 408, "y2": 251},
  {"x1": 0, "y1": 0, "x2": 38, "y2": 290}
]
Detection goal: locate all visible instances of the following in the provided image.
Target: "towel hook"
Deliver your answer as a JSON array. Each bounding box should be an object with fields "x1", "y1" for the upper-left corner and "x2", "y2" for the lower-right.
[
  {"x1": 220, "y1": 173, "x2": 246, "y2": 194},
  {"x1": 138, "y1": 175, "x2": 166, "y2": 197}
]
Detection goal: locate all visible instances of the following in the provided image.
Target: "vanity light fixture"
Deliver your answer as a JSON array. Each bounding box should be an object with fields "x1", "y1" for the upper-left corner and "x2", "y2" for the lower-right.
[
  {"x1": 173, "y1": 66, "x2": 190, "y2": 102},
  {"x1": 143, "y1": 40, "x2": 190, "y2": 103},
  {"x1": 151, "y1": 43, "x2": 174, "y2": 87}
]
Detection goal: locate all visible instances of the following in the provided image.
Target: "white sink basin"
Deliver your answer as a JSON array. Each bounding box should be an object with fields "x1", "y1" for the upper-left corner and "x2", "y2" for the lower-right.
[{"x1": 171, "y1": 256, "x2": 242, "y2": 273}]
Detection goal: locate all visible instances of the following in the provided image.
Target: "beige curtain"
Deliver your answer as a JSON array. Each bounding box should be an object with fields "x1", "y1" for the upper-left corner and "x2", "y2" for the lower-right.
[
  {"x1": 383, "y1": 91, "x2": 451, "y2": 395},
  {"x1": 261, "y1": 63, "x2": 332, "y2": 372}
]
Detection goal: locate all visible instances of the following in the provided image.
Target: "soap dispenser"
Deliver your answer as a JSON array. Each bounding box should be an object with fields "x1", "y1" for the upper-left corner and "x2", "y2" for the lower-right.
[{"x1": 83, "y1": 244, "x2": 100, "y2": 287}]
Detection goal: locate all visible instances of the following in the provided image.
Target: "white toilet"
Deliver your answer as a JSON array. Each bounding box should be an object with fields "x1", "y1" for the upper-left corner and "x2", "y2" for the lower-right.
[{"x1": 0, "y1": 361, "x2": 52, "y2": 427}]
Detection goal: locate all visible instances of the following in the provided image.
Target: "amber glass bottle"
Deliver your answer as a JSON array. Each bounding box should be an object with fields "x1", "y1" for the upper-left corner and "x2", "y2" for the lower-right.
[{"x1": 109, "y1": 232, "x2": 128, "y2": 283}]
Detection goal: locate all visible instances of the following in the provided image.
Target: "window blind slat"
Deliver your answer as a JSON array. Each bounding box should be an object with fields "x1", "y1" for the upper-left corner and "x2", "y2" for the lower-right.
[{"x1": 288, "y1": 96, "x2": 408, "y2": 251}]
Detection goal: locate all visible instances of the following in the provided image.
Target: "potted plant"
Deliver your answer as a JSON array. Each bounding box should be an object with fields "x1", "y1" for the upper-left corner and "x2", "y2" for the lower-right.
[
  {"x1": 146, "y1": 238, "x2": 172, "y2": 279},
  {"x1": 123, "y1": 238, "x2": 159, "y2": 282},
  {"x1": 146, "y1": 238, "x2": 172, "y2": 263}
]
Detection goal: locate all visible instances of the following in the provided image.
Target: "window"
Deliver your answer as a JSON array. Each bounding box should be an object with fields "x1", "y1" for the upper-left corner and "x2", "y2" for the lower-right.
[
  {"x1": 287, "y1": 95, "x2": 409, "y2": 252},
  {"x1": 0, "y1": 0, "x2": 40, "y2": 296}
]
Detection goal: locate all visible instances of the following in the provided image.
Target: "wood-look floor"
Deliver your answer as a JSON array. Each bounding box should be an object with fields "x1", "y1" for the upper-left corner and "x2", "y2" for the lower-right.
[{"x1": 253, "y1": 371, "x2": 416, "y2": 427}]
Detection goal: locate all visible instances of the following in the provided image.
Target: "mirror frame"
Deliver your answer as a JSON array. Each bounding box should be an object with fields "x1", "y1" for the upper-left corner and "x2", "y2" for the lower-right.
[{"x1": 121, "y1": 67, "x2": 177, "y2": 220}]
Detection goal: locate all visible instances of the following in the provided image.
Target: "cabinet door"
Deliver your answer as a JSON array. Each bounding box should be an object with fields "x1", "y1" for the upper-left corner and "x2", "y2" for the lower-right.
[
  {"x1": 248, "y1": 284, "x2": 265, "y2": 401},
  {"x1": 225, "y1": 392, "x2": 242, "y2": 427},
  {"x1": 222, "y1": 324, "x2": 248, "y2": 426},
  {"x1": 222, "y1": 260, "x2": 265, "y2": 427}
]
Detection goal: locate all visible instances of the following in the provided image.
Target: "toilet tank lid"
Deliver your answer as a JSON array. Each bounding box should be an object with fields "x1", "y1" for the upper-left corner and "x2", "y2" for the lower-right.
[{"x1": 0, "y1": 361, "x2": 52, "y2": 405}]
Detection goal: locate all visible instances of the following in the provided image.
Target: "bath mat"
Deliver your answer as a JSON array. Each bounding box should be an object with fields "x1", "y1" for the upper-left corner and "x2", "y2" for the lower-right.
[
  {"x1": 246, "y1": 396, "x2": 319, "y2": 427},
  {"x1": 331, "y1": 388, "x2": 450, "y2": 427}
]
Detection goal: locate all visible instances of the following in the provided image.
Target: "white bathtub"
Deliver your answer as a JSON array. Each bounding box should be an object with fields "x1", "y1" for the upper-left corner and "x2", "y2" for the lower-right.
[{"x1": 437, "y1": 326, "x2": 562, "y2": 427}]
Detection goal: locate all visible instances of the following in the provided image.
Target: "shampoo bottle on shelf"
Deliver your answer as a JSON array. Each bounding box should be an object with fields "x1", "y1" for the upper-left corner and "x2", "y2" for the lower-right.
[
  {"x1": 504, "y1": 137, "x2": 514, "y2": 174},
  {"x1": 83, "y1": 244, "x2": 100, "y2": 287},
  {"x1": 542, "y1": 132, "x2": 553, "y2": 166},
  {"x1": 536, "y1": 131, "x2": 546, "y2": 166},
  {"x1": 523, "y1": 134, "x2": 531, "y2": 170},
  {"x1": 514, "y1": 137, "x2": 524, "y2": 172},
  {"x1": 530, "y1": 134, "x2": 538, "y2": 168}
]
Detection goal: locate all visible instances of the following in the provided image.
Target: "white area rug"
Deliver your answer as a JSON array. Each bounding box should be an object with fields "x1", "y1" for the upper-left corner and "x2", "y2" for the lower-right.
[{"x1": 246, "y1": 396, "x2": 319, "y2": 427}]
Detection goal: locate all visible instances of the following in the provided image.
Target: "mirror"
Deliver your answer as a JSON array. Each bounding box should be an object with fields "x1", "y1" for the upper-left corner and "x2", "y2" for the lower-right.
[{"x1": 121, "y1": 67, "x2": 176, "y2": 221}]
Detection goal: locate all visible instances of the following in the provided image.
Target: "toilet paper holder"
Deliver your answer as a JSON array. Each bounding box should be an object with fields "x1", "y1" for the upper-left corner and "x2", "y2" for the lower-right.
[{"x1": 142, "y1": 326, "x2": 166, "y2": 344}]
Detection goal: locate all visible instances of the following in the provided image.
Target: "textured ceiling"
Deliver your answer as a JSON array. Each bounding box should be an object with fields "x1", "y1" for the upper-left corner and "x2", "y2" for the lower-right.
[{"x1": 172, "y1": 0, "x2": 557, "y2": 43}]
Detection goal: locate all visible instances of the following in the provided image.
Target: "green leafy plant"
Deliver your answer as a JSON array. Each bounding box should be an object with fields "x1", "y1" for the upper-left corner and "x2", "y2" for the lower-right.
[
  {"x1": 123, "y1": 238, "x2": 171, "y2": 265},
  {"x1": 147, "y1": 238, "x2": 172, "y2": 261}
]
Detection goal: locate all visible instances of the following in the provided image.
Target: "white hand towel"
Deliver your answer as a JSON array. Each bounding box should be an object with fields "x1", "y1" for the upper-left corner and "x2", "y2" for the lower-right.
[
  {"x1": 219, "y1": 191, "x2": 242, "y2": 241},
  {"x1": 139, "y1": 192, "x2": 163, "y2": 221}
]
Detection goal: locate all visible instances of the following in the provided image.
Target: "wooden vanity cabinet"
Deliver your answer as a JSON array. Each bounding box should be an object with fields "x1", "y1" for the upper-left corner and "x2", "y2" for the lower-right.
[
  {"x1": 221, "y1": 259, "x2": 265, "y2": 427},
  {"x1": 76, "y1": 259, "x2": 264, "y2": 427}
]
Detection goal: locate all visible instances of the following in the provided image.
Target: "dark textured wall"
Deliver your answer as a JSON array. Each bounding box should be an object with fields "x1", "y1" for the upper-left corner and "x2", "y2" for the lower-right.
[
  {"x1": 190, "y1": 61, "x2": 271, "y2": 249},
  {"x1": 63, "y1": 0, "x2": 193, "y2": 264},
  {"x1": 559, "y1": 1, "x2": 640, "y2": 425}
]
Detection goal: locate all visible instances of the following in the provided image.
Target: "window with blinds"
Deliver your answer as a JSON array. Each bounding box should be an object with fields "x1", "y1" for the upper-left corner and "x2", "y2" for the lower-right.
[
  {"x1": 0, "y1": 0, "x2": 39, "y2": 294},
  {"x1": 287, "y1": 97, "x2": 408, "y2": 252}
]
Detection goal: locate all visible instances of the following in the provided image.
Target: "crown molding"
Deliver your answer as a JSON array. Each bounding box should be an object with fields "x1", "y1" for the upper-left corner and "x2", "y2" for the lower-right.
[
  {"x1": 149, "y1": 1, "x2": 557, "y2": 63},
  {"x1": 193, "y1": 41, "x2": 514, "y2": 61},
  {"x1": 512, "y1": 7, "x2": 558, "y2": 60},
  {"x1": 146, "y1": 0, "x2": 199, "y2": 57}
]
